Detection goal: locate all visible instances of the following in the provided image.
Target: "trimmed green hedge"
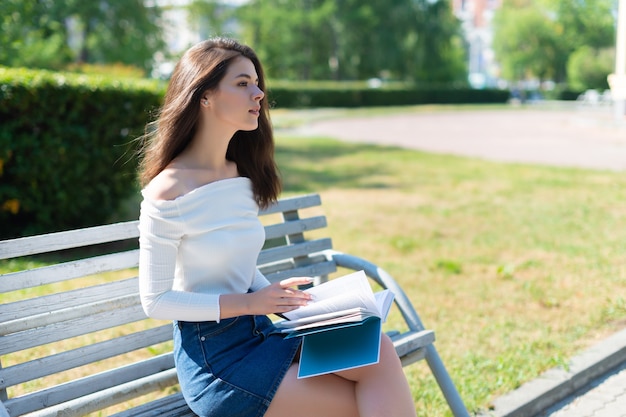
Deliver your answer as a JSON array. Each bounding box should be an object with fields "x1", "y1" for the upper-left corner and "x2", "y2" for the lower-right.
[
  {"x1": 266, "y1": 85, "x2": 510, "y2": 108},
  {"x1": 0, "y1": 67, "x2": 164, "y2": 238}
]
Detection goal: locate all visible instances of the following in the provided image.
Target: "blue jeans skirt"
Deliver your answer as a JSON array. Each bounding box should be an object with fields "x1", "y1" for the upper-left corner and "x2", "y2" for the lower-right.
[{"x1": 173, "y1": 315, "x2": 302, "y2": 417}]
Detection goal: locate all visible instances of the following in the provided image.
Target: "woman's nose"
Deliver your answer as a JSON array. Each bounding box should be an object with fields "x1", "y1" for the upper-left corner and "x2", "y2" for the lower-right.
[{"x1": 253, "y1": 85, "x2": 264, "y2": 101}]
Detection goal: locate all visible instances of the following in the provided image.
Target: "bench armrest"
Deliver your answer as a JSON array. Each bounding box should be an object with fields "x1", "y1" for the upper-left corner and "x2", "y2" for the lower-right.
[{"x1": 323, "y1": 250, "x2": 426, "y2": 333}]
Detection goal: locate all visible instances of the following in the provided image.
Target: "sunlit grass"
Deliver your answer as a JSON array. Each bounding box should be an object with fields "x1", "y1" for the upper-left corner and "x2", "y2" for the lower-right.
[{"x1": 275, "y1": 134, "x2": 626, "y2": 415}]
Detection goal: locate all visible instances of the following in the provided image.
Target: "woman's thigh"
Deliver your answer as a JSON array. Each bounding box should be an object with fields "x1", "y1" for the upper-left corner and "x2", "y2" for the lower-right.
[
  {"x1": 334, "y1": 333, "x2": 402, "y2": 382},
  {"x1": 265, "y1": 364, "x2": 359, "y2": 417}
]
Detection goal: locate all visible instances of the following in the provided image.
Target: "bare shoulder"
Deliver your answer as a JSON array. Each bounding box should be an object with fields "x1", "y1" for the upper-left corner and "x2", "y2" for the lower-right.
[
  {"x1": 143, "y1": 161, "x2": 240, "y2": 201},
  {"x1": 143, "y1": 168, "x2": 188, "y2": 201}
]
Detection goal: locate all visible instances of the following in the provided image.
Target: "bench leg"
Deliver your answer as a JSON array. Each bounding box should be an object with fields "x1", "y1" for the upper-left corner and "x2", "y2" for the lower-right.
[{"x1": 425, "y1": 345, "x2": 470, "y2": 417}]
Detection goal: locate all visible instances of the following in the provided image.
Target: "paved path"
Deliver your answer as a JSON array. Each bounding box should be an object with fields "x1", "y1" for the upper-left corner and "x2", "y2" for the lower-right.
[
  {"x1": 543, "y1": 361, "x2": 626, "y2": 417},
  {"x1": 301, "y1": 106, "x2": 626, "y2": 171},
  {"x1": 298, "y1": 105, "x2": 626, "y2": 416},
  {"x1": 486, "y1": 328, "x2": 626, "y2": 417}
]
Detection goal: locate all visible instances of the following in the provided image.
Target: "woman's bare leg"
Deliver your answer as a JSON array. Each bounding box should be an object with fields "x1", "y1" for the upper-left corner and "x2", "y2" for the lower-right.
[
  {"x1": 334, "y1": 333, "x2": 417, "y2": 417},
  {"x1": 266, "y1": 333, "x2": 416, "y2": 417},
  {"x1": 265, "y1": 365, "x2": 359, "y2": 417}
]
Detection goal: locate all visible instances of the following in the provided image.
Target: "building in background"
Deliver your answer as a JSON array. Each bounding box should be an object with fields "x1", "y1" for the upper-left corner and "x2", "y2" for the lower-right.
[{"x1": 451, "y1": 0, "x2": 502, "y2": 88}]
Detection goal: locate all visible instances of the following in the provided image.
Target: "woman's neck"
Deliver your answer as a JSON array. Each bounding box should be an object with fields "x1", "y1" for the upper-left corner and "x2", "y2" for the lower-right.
[{"x1": 181, "y1": 124, "x2": 235, "y2": 171}]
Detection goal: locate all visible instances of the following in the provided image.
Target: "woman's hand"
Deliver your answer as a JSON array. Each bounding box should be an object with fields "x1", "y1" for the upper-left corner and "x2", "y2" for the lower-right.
[
  {"x1": 251, "y1": 277, "x2": 314, "y2": 315},
  {"x1": 219, "y1": 277, "x2": 313, "y2": 319}
]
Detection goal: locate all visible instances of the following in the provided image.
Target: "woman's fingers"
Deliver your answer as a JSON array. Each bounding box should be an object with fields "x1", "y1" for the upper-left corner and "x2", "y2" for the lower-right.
[
  {"x1": 279, "y1": 277, "x2": 314, "y2": 288},
  {"x1": 270, "y1": 277, "x2": 313, "y2": 307}
]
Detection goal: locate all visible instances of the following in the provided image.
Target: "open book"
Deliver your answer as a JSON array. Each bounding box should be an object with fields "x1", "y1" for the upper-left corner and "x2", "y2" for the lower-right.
[{"x1": 275, "y1": 270, "x2": 395, "y2": 378}]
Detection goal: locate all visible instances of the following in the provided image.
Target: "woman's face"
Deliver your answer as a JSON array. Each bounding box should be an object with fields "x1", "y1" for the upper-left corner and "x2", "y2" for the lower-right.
[{"x1": 205, "y1": 56, "x2": 265, "y2": 132}]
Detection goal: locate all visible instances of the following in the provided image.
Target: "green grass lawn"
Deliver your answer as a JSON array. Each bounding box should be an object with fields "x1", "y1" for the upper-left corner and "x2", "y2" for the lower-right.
[{"x1": 274, "y1": 132, "x2": 626, "y2": 416}]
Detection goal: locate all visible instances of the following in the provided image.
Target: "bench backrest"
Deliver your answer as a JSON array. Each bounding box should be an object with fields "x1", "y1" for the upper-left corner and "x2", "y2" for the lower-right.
[{"x1": 0, "y1": 194, "x2": 333, "y2": 417}]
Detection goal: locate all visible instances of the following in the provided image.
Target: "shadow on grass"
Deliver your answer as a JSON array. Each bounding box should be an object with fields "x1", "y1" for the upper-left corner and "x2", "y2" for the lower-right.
[{"x1": 276, "y1": 136, "x2": 405, "y2": 193}]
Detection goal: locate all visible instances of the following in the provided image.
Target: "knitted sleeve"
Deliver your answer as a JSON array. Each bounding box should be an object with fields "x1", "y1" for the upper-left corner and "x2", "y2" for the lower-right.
[{"x1": 138, "y1": 199, "x2": 222, "y2": 322}]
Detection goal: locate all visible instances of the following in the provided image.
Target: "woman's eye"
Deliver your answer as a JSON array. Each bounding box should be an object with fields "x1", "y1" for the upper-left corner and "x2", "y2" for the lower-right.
[{"x1": 239, "y1": 82, "x2": 248, "y2": 86}]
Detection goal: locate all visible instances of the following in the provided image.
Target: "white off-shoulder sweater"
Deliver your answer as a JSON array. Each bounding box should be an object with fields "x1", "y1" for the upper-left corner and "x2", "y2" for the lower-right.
[{"x1": 138, "y1": 177, "x2": 271, "y2": 322}]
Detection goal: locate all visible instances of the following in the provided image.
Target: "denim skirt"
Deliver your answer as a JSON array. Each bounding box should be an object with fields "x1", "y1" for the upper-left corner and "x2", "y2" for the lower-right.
[{"x1": 173, "y1": 315, "x2": 302, "y2": 417}]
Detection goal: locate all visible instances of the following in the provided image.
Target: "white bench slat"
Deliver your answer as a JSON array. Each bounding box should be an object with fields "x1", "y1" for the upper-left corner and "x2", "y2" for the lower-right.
[
  {"x1": 399, "y1": 346, "x2": 428, "y2": 366},
  {"x1": 0, "y1": 221, "x2": 140, "y2": 260},
  {"x1": 111, "y1": 393, "x2": 194, "y2": 417},
  {"x1": 0, "y1": 250, "x2": 139, "y2": 293},
  {"x1": 257, "y1": 238, "x2": 332, "y2": 265},
  {"x1": 0, "y1": 194, "x2": 321, "y2": 260},
  {"x1": 262, "y1": 260, "x2": 337, "y2": 283},
  {"x1": 0, "y1": 278, "x2": 138, "y2": 322},
  {"x1": 392, "y1": 330, "x2": 435, "y2": 361},
  {"x1": 5, "y1": 358, "x2": 177, "y2": 417},
  {"x1": 263, "y1": 216, "x2": 327, "y2": 240},
  {"x1": 25, "y1": 369, "x2": 181, "y2": 417},
  {"x1": 0, "y1": 304, "x2": 146, "y2": 354},
  {"x1": 259, "y1": 253, "x2": 329, "y2": 275},
  {"x1": 259, "y1": 193, "x2": 321, "y2": 215},
  {"x1": 0, "y1": 325, "x2": 172, "y2": 389},
  {"x1": 1, "y1": 293, "x2": 139, "y2": 336}
]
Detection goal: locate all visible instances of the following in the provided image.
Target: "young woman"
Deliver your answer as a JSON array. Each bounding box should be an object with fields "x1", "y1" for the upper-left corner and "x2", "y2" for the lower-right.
[{"x1": 137, "y1": 37, "x2": 417, "y2": 417}]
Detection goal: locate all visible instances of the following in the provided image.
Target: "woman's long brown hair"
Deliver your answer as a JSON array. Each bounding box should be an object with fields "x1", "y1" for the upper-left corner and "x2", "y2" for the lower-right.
[{"x1": 138, "y1": 38, "x2": 280, "y2": 208}]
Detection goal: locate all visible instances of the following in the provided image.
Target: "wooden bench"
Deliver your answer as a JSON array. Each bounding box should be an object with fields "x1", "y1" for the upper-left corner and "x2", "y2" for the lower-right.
[{"x1": 0, "y1": 193, "x2": 469, "y2": 417}]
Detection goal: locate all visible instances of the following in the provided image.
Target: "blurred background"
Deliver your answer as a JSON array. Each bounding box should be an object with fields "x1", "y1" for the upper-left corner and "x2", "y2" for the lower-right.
[
  {"x1": 0, "y1": 0, "x2": 618, "y2": 94},
  {"x1": 0, "y1": 0, "x2": 621, "y2": 237}
]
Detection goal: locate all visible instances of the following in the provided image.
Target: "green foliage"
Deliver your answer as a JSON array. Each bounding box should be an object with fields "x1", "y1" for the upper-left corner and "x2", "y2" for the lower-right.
[
  {"x1": 0, "y1": 1, "x2": 73, "y2": 70},
  {"x1": 0, "y1": 67, "x2": 164, "y2": 238},
  {"x1": 267, "y1": 84, "x2": 509, "y2": 108},
  {"x1": 0, "y1": 0, "x2": 164, "y2": 73},
  {"x1": 411, "y1": 0, "x2": 468, "y2": 84},
  {"x1": 65, "y1": 62, "x2": 147, "y2": 78},
  {"x1": 493, "y1": 0, "x2": 616, "y2": 85},
  {"x1": 567, "y1": 46, "x2": 614, "y2": 91},
  {"x1": 493, "y1": 7, "x2": 565, "y2": 81},
  {"x1": 555, "y1": 0, "x2": 616, "y2": 51},
  {"x1": 193, "y1": 0, "x2": 467, "y2": 84}
]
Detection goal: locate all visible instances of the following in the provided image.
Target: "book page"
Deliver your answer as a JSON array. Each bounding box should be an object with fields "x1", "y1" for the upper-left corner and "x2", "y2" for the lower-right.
[
  {"x1": 280, "y1": 309, "x2": 369, "y2": 333},
  {"x1": 374, "y1": 289, "x2": 395, "y2": 322},
  {"x1": 276, "y1": 307, "x2": 363, "y2": 329},
  {"x1": 283, "y1": 270, "x2": 379, "y2": 321}
]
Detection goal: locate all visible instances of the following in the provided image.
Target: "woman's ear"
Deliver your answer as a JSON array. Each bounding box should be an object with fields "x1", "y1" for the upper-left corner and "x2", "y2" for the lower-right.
[{"x1": 201, "y1": 91, "x2": 211, "y2": 107}]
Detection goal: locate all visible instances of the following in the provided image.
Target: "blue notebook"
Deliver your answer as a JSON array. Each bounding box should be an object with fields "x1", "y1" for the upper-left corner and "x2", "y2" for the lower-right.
[
  {"x1": 275, "y1": 270, "x2": 394, "y2": 378},
  {"x1": 292, "y1": 316, "x2": 382, "y2": 378}
]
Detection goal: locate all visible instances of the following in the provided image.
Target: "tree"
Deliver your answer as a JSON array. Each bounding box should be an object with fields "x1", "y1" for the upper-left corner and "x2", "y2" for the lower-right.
[
  {"x1": 223, "y1": 0, "x2": 466, "y2": 83},
  {"x1": 492, "y1": 0, "x2": 617, "y2": 85},
  {"x1": 0, "y1": 0, "x2": 73, "y2": 69},
  {"x1": 556, "y1": 0, "x2": 616, "y2": 51},
  {"x1": 567, "y1": 46, "x2": 615, "y2": 90},
  {"x1": 187, "y1": 0, "x2": 238, "y2": 39},
  {"x1": 411, "y1": 0, "x2": 467, "y2": 84},
  {"x1": 68, "y1": 0, "x2": 164, "y2": 72},
  {"x1": 0, "y1": 0, "x2": 164, "y2": 73},
  {"x1": 232, "y1": 0, "x2": 333, "y2": 80},
  {"x1": 492, "y1": 7, "x2": 565, "y2": 82}
]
